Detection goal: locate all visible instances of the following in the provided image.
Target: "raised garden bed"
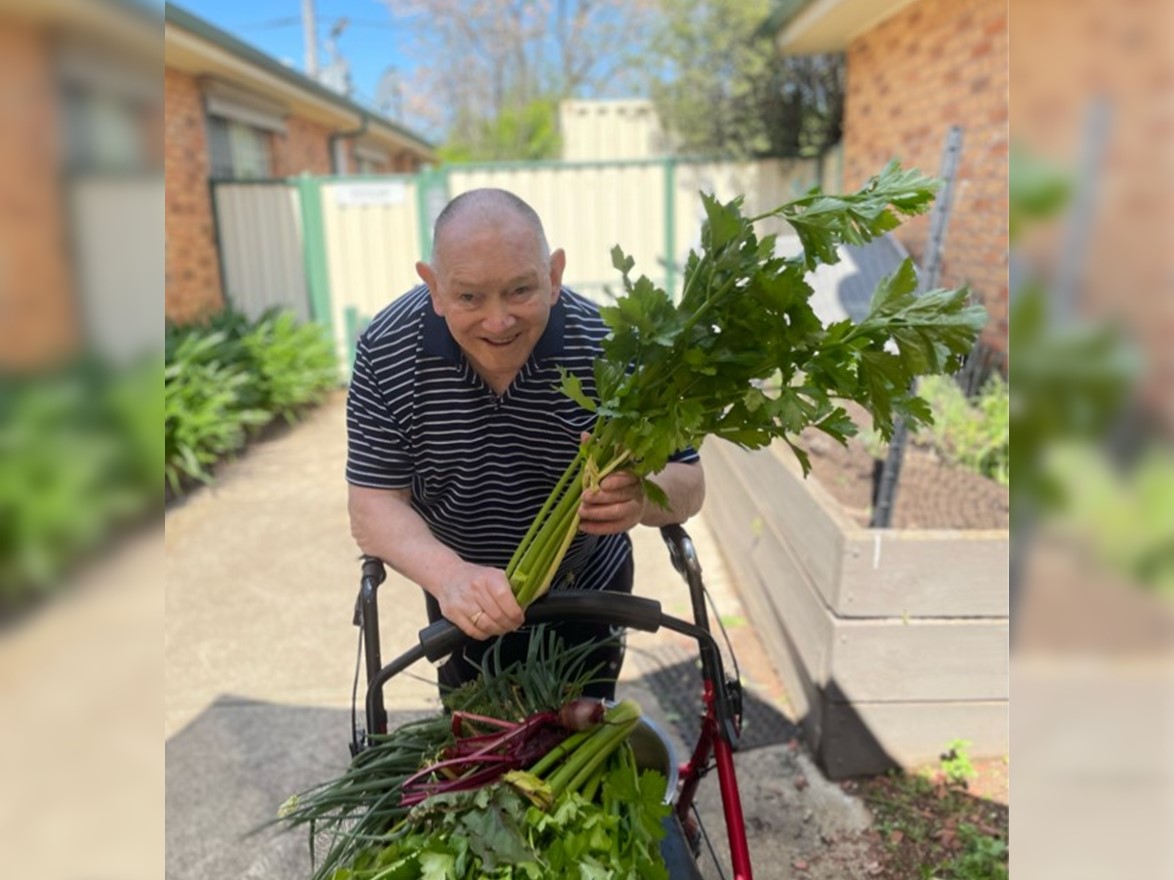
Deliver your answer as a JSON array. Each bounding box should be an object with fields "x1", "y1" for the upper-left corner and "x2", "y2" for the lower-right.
[{"x1": 702, "y1": 430, "x2": 1008, "y2": 779}]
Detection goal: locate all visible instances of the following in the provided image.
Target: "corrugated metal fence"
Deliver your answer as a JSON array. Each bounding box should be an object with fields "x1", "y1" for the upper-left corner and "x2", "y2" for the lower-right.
[{"x1": 211, "y1": 156, "x2": 821, "y2": 373}]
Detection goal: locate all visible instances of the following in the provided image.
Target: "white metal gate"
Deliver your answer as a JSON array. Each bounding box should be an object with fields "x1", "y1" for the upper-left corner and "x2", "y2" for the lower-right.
[{"x1": 212, "y1": 180, "x2": 310, "y2": 322}]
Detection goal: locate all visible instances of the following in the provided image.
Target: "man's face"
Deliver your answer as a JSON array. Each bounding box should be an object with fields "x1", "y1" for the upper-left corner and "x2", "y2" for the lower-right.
[{"x1": 419, "y1": 212, "x2": 565, "y2": 388}]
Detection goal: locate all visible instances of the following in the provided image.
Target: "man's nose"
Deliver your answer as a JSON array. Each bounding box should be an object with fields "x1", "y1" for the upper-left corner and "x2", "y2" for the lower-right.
[{"x1": 483, "y1": 298, "x2": 516, "y2": 333}]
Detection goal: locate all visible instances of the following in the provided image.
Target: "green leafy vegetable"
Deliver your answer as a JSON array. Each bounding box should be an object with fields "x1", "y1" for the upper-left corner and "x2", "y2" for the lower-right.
[
  {"x1": 272, "y1": 632, "x2": 668, "y2": 880},
  {"x1": 507, "y1": 162, "x2": 988, "y2": 604}
]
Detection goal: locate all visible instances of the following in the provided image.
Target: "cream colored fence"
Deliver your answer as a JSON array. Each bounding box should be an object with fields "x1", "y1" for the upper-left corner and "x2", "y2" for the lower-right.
[
  {"x1": 449, "y1": 162, "x2": 670, "y2": 305},
  {"x1": 450, "y1": 157, "x2": 818, "y2": 305},
  {"x1": 318, "y1": 177, "x2": 422, "y2": 367},
  {"x1": 211, "y1": 156, "x2": 822, "y2": 372}
]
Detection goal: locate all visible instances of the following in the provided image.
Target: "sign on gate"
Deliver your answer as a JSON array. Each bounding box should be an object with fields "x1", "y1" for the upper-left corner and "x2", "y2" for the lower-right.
[{"x1": 333, "y1": 182, "x2": 409, "y2": 207}]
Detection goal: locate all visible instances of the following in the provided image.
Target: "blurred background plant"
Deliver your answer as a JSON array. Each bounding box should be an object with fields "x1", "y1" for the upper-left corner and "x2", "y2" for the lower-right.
[
  {"x1": 1007, "y1": 142, "x2": 1171, "y2": 602},
  {"x1": 1, "y1": 308, "x2": 337, "y2": 617},
  {"x1": 0, "y1": 357, "x2": 160, "y2": 613}
]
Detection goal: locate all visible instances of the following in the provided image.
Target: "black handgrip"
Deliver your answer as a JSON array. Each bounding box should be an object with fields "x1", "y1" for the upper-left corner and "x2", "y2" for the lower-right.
[
  {"x1": 418, "y1": 618, "x2": 465, "y2": 662},
  {"x1": 361, "y1": 555, "x2": 387, "y2": 586},
  {"x1": 417, "y1": 592, "x2": 665, "y2": 662}
]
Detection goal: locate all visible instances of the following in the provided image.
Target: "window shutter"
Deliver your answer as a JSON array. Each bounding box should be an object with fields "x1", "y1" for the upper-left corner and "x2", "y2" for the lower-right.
[{"x1": 201, "y1": 79, "x2": 287, "y2": 133}]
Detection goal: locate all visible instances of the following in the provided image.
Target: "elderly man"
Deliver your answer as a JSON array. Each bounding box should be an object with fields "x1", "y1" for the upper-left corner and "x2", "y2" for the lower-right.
[{"x1": 346, "y1": 188, "x2": 704, "y2": 698}]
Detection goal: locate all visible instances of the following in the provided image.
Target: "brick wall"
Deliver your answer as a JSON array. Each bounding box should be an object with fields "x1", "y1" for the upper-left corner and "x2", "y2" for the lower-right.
[
  {"x1": 1011, "y1": 0, "x2": 1173, "y2": 430},
  {"x1": 272, "y1": 115, "x2": 333, "y2": 177},
  {"x1": 0, "y1": 23, "x2": 79, "y2": 368},
  {"x1": 843, "y1": 0, "x2": 1008, "y2": 349},
  {"x1": 164, "y1": 67, "x2": 223, "y2": 323}
]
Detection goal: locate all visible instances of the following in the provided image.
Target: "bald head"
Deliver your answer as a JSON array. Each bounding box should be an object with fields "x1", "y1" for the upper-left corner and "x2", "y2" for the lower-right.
[{"x1": 431, "y1": 188, "x2": 551, "y2": 270}]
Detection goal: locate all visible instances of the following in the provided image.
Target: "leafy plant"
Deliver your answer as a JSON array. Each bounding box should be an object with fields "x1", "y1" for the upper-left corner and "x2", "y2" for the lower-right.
[
  {"x1": 935, "y1": 822, "x2": 1009, "y2": 880},
  {"x1": 917, "y1": 375, "x2": 1009, "y2": 485},
  {"x1": 860, "y1": 763, "x2": 1008, "y2": 880},
  {"x1": 273, "y1": 632, "x2": 670, "y2": 880},
  {"x1": 939, "y1": 738, "x2": 978, "y2": 788},
  {"x1": 240, "y1": 310, "x2": 339, "y2": 422},
  {"x1": 164, "y1": 309, "x2": 339, "y2": 496},
  {"x1": 507, "y1": 162, "x2": 987, "y2": 605},
  {"x1": 1042, "y1": 443, "x2": 1174, "y2": 597},
  {"x1": 164, "y1": 330, "x2": 269, "y2": 494},
  {"x1": 0, "y1": 359, "x2": 160, "y2": 610}
]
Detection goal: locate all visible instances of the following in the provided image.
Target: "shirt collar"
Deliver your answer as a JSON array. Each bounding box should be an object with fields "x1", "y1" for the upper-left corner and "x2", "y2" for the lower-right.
[{"x1": 420, "y1": 291, "x2": 567, "y2": 363}]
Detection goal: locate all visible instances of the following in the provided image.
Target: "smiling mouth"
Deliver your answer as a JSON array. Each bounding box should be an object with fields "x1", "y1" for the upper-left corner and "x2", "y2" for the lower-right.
[{"x1": 483, "y1": 335, "x2": 520, "y2": 347}]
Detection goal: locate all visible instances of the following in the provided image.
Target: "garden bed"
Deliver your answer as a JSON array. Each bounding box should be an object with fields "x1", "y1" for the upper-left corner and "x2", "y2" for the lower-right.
[{"x1": 702, "y1": 421, "x2": 1008, "y2": 779}]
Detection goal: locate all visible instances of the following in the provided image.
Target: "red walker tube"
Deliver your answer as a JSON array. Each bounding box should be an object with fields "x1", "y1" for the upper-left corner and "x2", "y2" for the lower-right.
[{"x1": 714, "y1": 734, "x2": 753, "y2": 880}]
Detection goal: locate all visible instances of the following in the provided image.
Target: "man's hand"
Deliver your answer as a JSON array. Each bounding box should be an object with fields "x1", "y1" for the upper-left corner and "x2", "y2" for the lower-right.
[
  {"x1": 579, "y1": 470, "x2": 646, "y2": 535},
  {"x1": 433, "y1": 563, "x2": 526, "y2": 639}
]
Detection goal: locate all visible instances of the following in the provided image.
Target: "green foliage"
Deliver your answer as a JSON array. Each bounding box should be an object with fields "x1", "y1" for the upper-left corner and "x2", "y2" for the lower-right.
[
  {"x1": 916, "y1": 375, "x2": 1009, "y2": 485},
  {"x1": 0, "y1": 358, "x2": 161, "y2": 611},
  {"x1": 937, "y1": 823, "x2": 1009, "y2": 880},
  {"x1": 588, "y1": 161, "x2": 985, "y2": 477},
  {"x1": 439, "y1": 98, "x2": 562, "y2": 163},
  {"x1": 939, "y1": 738, "x2": 978, "y2": 787},
  {"x1": 863, "y1": 764, "x2": 1007, "y2": 880},
  {"x1": 274, "y1": 630, "x2": 667, "y2": 880},
  {"x1": 164, "y1": 308, "x2": 339, "y2": 496},
  {"x1": 1009, "y1": 284, "x2": 1140, "y2": 513},
  {"x1": 509, "y1": 162, "x2": 986, "y2": 605},
  {"x1": 241, "y1": 311, "x2": 340, "y2": 421},
  {"x1": 1008, "y1": 145, "x2": 1072, "y2": 241},
  {"x1": 164, "y1": 331, "x2": 269, "y2": 494},
  {"x1": 336, "y1": 765, "x2": 669, "y2": 879},
  {"x1": 1042, "y1": 444, "x2": 1174, "y2": 597},
  {"x1": 646, "y1": 0, "x2": 842, "y2": 157}
]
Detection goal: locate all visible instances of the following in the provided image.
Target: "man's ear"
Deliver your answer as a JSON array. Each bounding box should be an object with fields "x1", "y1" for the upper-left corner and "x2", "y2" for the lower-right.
[
  {"x1": 548, "y1": 249, "x2": 566, "y2": 301},
  {"x1": 417, "y1": 261, "x2": 444, "y2": 315}
]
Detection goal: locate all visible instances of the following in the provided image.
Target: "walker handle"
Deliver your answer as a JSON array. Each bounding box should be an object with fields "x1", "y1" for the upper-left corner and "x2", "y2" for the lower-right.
[{"x1": 418, "y1": 592, "x2": 665, "y2": 662}]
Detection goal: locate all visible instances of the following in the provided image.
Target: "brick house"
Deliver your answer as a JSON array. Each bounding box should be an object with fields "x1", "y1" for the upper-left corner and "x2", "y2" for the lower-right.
[
  {"x1": 0, "y1": 1, "x2": 161, "y2": 370},
  {"x1": 164, "y1": 4, "x2": 436, "y2": 323},
  {"x1": 768, "y1": 0, "x2": 1008, "y2": 352}
]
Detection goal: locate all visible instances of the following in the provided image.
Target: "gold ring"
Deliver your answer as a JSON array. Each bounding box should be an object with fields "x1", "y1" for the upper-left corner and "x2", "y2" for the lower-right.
[{"x1": 471, "y1": 609, "x2": 484, "y2": 627}]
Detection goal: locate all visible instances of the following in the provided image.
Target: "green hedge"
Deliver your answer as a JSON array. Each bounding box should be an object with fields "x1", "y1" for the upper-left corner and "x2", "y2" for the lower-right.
[
  {"x1": 165, "y1": 308, "x2": 339, "y2": 495},
  {"x1": 1, "y1": 357, "x2": 161, "y2": 611}
]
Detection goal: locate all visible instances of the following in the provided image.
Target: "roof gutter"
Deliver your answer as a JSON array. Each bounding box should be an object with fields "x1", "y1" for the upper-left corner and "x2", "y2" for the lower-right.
[{"x1": 329, "y1": 110, "x2": 370, "y2": 175}]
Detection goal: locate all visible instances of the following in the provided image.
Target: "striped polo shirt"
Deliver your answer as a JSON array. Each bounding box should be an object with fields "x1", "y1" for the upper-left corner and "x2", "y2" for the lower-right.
[{"x1": 346, "y1": 285, "x2": 699, "y2": 593}]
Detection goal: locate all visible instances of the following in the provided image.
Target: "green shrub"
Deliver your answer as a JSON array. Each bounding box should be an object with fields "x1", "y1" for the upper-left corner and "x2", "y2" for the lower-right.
[
  {"x1": 917, "y1": 374, "x2": 1009, "y2": 485},
  {"x1": 937, "y1": 822, "x2": 1009, "y2": 880},
  {"x1": 939, "y1": 738, "x2": 978, "y2": 787},
  {"x1": 164, "y1": 331, "x2": 269, "y2": 494},
  {"x1": 1, "y1": 360, "x2": 159, "y2": 609},
  {"x1": 240, "y1": 310, "x2": 339, "y2": 421},
  {"x1": 1044, "y1": 443, "x2": 1174, "y2": 596},
  {"x1": 163, "y1": 308, "x2": 339, "y2": 495}
]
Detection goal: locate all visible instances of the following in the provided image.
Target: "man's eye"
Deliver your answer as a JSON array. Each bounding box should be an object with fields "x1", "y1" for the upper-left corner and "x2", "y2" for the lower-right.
[
  {"x1": 458, "y1": 293, "x2": 477, "y2": 304},
  {"x1": 512, "y1": 286, "x2": 532, "y2": 297}
]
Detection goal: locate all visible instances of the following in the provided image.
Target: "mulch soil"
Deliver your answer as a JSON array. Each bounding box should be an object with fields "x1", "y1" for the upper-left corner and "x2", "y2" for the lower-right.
[
  {"x1": 797, "y1": 405, "x2": 1009, "y2": 531},
  {"x1": 846, "y1": 760, "x2": 1010, "y2": 880}
]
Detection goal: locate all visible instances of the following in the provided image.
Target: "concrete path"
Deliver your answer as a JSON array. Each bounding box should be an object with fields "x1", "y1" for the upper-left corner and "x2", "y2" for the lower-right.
[{"x1": 164, "y1": 391, "x2": 873, "y2": 879}]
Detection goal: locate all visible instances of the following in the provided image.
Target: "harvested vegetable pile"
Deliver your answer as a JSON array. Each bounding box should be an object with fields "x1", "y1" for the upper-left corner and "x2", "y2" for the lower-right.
[
  {"x1": 507, "y1": 162, "x2": 988, "y2": 604},
  {"x1": 274, "y1": 633, "x2": 672, "y2": 880}
]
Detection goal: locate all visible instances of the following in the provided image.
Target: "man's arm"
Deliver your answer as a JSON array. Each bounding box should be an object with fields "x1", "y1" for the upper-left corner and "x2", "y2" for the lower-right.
[
  {"x1": 348, "y1": 484, "x2": 524, "y2": 638},
  {"x1": 578, "y1": 461, "x2": 705, "y2": 535}
]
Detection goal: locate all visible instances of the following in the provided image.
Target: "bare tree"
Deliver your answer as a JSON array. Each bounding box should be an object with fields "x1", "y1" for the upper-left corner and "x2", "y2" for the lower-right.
[{"x1": 385, "y1": 0, "x2": 655, "y2": 157}]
